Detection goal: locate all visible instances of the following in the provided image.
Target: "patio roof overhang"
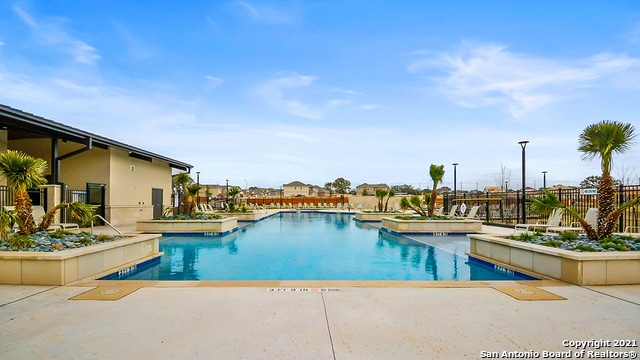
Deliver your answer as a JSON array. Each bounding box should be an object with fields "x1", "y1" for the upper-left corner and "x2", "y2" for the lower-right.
[{"x1": 0, "y1": 104, "x2": 193, "y2": 175}]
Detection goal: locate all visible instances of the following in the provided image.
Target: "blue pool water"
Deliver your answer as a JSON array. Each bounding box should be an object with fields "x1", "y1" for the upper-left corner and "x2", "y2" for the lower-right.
[{"x1": 107, "y1": 212, "x2": 534, "y2": 281}]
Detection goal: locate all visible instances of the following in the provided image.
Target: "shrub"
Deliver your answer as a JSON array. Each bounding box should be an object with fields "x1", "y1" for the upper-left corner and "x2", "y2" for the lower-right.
[
  {"x1": 540, "y1": 240, "x2": 563, "y2": 248},
  {"x1": 558, "y1": 231, "x2": 579, "y2": 241},
  {"x1": 5, "y1": 234, "x2": 36, "y2": 250}
]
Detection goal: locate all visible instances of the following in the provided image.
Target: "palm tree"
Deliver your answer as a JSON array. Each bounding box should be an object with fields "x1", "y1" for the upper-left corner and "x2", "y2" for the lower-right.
[
  {"x1": 578, "y1": 120, "x2": 636, "y2": 238},
  {"x1": 0, "y1": 150, "x2": 47, "y2": 234},
  {"x1": 185, "y1": 184, "x2": 201, "y2": 215},
  {"x1": 375, "y1": 188, "x2": 388, "y2": 212},
  {"x1": 384, "y1": 189, "x2": 396, "y2": 212},
  {"x1": 399, "y1": 195, "x2": 427, "y2": 217},
  {"x1": 428, "y1": 164, "x2": 445, "y2": 217},
  {"x1": 172, "y1": 173, "x2": 194, "y2": 214},
  {"x1": 227, "y1": 187, "x2": 240, "y2": 211},
  {"x1": 0, "y1": 150, "x2": 94, "y2": 235}
]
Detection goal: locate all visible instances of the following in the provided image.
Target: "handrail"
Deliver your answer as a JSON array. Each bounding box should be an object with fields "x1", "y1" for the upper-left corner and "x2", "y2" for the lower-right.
[{"x1": 91, "y1": 214, "x2": 123, "y2": 234}]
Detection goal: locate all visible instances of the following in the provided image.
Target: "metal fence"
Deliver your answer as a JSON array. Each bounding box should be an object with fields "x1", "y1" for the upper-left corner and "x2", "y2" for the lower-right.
[
  {"x1": 0, "y1": 185, "x2": 88, "y2": 225},
  {"x1": 443, "y1": 185, "x2": 640, "y2": 232}
]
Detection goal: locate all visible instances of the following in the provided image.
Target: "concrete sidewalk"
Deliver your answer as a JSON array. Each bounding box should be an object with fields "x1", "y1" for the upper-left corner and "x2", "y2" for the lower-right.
[
  {"x1": 1, "y1": 282, "x2": 639, "y2": 359},
  {"x1": 2, "y1": 223, "x2": 637, "y2": 358}
]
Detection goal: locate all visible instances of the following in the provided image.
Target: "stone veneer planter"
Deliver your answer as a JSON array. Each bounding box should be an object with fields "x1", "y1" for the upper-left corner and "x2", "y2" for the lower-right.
[
  {"x1": 381, "y1": 217, "x2": 482, "y2": 235},
  {"x1": 469, "y1": 234, "x2": 640, "y2": 285},
  {"x1": 0, "y1": 234, "x2": 161, "y2": 285},
  {"x1": 136, "y1": 217, "x2": 238, "y2": 234},
  {"x1": 354, "y1": 212, "x2": 403, "y2": 222}
]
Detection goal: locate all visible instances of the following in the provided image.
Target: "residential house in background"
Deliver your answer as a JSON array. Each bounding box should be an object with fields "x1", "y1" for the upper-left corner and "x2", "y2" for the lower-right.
[
  {"x1": 355, "y1": 183, "x2": 389, "y2": 196},
  {"x1": 283, "y1": 181, "x2": 322, "y2": 197}
]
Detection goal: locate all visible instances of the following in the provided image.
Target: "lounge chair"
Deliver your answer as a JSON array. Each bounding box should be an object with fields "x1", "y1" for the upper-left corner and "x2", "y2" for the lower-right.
[
  {"x1": 548, "y1": 208, "x2": 598, "y2": 234},
  {"x1": 514, "y1": 208, "x2": 563, "y2": 232},
  {"x1": 446, "y1": 205, "x2": 458, "y2": 217},
  {"x1": 460, "y1": 205, "x2": 480, "y2": 219}
]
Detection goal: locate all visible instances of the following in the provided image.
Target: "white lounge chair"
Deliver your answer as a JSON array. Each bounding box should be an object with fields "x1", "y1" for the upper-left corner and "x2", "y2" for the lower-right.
[
  {"x1": 446, "y1": 205, "x2": 458, "y2": 217},
  {"x1": 5, "y1": 205, "x2": 81, "y2": 232},
  {"x1": 548, "y1": 208, "x2": 598, "y2": 234},
  {"x1": 514, "y1": 208, "x2": 563, "y2": 232},
  {"x1": 461, "y1": 205, "x2": 480, "y2": 219}
]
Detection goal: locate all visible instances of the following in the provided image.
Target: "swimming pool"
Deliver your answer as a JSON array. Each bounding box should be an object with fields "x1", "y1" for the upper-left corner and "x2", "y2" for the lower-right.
[{"x1": 106, "y1": 212, "x2": 534, "y2": 281}]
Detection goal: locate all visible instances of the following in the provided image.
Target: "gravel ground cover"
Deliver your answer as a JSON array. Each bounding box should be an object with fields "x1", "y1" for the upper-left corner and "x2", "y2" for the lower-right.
[{"x1": 507, "y1": 231, "x2": 640, "y2": 252}]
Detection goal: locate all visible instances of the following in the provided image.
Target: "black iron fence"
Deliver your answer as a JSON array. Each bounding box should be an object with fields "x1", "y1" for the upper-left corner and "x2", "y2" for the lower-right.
[
  {"x1": 443, "y1": 185, "x2": 640, "y2": 232},
  {"x1": 0, "y1": 185, "x2": 89, "y2": 225}
]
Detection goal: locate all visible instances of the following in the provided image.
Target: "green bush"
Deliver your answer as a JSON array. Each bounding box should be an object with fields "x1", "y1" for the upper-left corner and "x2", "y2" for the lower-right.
[
  {"x1": 5, "y1": 234, "x2": 36, "y2": 250},
  {"x1": 558, "y1": 231, "x2": 578, "y2": 241},
  {"x1": 540, "y1": 240, "x2": 563, "y2": 248}
]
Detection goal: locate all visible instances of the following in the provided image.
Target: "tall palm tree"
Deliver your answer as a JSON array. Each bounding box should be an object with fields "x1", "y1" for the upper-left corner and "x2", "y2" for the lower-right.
[
  {"x1": 578, "y1": 120, "x2": 636, "y2": 238},
  {"x1": 0, "y1": 150, "x2": 47, "y2": 234},
  {"x1": 428, "y1": 164, "x2": 445, "y2": 217}
]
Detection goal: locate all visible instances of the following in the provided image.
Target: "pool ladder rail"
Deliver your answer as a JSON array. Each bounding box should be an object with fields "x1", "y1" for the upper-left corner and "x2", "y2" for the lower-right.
[{"x1": 91, "y1": 214, "x2": 123, "y2": 235}]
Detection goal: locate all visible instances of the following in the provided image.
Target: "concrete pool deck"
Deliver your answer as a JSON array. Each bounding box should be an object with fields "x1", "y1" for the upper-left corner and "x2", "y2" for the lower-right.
[{"x1": 1, "y1": 223, "x2": 639, "y2": 359}]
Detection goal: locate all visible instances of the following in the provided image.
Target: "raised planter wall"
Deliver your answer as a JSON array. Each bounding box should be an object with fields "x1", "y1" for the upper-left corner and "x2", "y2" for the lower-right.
[
  {"x1": 136, "y1": 217, "x2": 238, "y2": 234},
  {"x1": 354, "y1": 212, "x2": 403, "y2": 222},
  {"x1": 381, "y1": 217, "x2": 482, "y2": 234},
  {"x1": 0, "y1": 234, "x2": 161, "y2": 285},
  {"x1": 469, "y1": 234, "x2": 640, "y2": 285}
]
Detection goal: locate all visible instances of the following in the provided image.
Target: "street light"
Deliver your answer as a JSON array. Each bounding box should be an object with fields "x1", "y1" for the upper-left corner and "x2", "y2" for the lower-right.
[
  {"x1": 225, "y1": 179, "x2": 229, "y2": 206},
  {"x1": 542, "y1": 171, "x2": 547, "y2": 189},
  {"x1": 196, "y1": 171, "x2": 200, "y2": 206},
  {"x1": 452, "y1": 162, "x2": 458, "y2": 207},
  {"x1": 518, "y1": 141, "x2": 529, "y2": 224}
]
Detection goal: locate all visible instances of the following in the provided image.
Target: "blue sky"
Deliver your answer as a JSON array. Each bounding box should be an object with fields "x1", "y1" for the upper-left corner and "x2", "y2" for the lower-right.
[{"x1": 1, "y1": 1, "x2": 639, "y2": 190}]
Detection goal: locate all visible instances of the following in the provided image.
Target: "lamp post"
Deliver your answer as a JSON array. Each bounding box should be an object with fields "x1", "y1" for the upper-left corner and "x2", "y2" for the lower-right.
[
  {"x1": 196, "y1": 171, "x2": 200, "y2": 206},
  {"x1": 452, "y1": 162, "x2": 458, "y2": 208},
  {"x1": 518, "y1": 141, "x2": 529, "y2": 224},
  {"x1": 542, "y1": 171, "x2": 547, "y2": 189},
  {"x1": 225, "y1": 179, "x2": 229, "y2": 206}
]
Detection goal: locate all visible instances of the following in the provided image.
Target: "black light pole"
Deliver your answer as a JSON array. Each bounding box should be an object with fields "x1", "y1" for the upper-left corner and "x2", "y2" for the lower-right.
[
  {"x1": 518, "y1": 141, "x2": 529, "y2": 224},
  {"x1": 196, "y1": 171, "x2": 200, "y2": 207},
  {"x1": 452, "y1": 162, "x2": 458, "y2": 208},
  {"x1": 225, "y1": 179, "x2": 229, "y2": 205},
  {"x1": 542, "y1": 171, "x2": 547, "y2": 189}
]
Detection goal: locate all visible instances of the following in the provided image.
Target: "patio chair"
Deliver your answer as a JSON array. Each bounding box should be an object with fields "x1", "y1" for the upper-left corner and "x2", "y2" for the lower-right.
[
  {"x1": 548, "y1": 208, "x2": 598, "y2": 234},
  {"x1": 514, "y1": 208, "x2": 563, "y2": 233},
  {"x1": 460, "y1": 205, "x2": 480, "y2": 219},
  {"x1": 446, "y1": 205, "x2": 458, "y2": 217}
]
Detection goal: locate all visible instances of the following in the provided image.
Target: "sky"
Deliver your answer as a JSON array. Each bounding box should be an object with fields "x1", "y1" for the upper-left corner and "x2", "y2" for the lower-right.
[{"x1": 1, "y1": 1, "x2": 639, "y2": 191}]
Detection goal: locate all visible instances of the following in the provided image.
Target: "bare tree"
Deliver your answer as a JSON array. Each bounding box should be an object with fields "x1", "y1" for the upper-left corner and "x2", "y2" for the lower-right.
[
  {"x1": 613, "y1": 164, "x2": 636, "y2": 185},
  {"x1": 494, "y1": 163, "x2": 512, "y2": 190}
]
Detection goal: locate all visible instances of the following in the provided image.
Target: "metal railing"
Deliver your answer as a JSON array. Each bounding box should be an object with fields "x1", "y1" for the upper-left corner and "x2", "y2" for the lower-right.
[
  {"x1": 443, "y1": 185, "x2": 640, "y2": 232},
  {"x1": 91, "y1": 214, "x2": 122, "y2": 235}
]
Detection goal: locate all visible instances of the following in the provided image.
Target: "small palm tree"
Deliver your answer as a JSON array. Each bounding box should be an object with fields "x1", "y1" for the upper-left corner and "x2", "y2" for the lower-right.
[
  {"x1": 0, "y1": 150, "x2": 94, "y2": 235},
  {"x1": 0, "y1": 150, "x2": 47, "y2": 234},
  {"x1": 375, "y1": 188, "x2": 388, "y2": 212},
  {"x1": 384, "y1": 189, "x2": 396, "y2": 212},
  {"x1": 428, "y1": 164, "x2": 445, "y2": 217},
  {"x1": 186, "y1": 184, "x2": 201, "y2": 215},
  {"x1": 578, "y1": 120, "x2": 636, "y2": 238},
  {"x1": 172, "y1": 173, "x2": 195, "y2": 214},
  {"x1": 227, "y1": 187, "x2": 240, "y2": 211},
  {"x1": 399, "y1": 195, "x2": 427, "y2": 217}
]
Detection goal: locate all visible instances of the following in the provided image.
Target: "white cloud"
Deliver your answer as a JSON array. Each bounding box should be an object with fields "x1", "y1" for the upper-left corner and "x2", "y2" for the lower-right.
[
  {"x1": 235, "y1": 1, "x2": 294, "y2": 24},
  {"x1": 254, "y1": 73, "x2": 323, "y2": 119},
  {"x1": 205, "y1": 75, "x2": 225, "y2": 89},
  {"x1": 408, "y1": 43, "x2": 639, "y2": 118},
  {"x1": 360, "y1": 104, "x2": 380, "y2": 110},
  {"x1": 13, "y1": 6, "x2": 100, "y2": 65}
]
